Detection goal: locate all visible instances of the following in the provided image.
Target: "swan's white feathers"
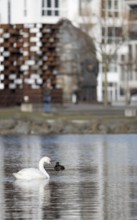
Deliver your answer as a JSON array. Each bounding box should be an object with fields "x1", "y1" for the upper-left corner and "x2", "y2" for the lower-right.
[
  {"x1": 13, "y1": 168, "x2": 45, "y2": 180},
  {"x1": 13, "y1": 156, "x2": 51, "y2": 180}
]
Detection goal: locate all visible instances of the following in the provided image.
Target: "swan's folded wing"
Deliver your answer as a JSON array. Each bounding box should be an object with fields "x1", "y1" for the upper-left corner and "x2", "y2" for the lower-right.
[{"x1": 13, "y1": 168, "x2": 45, "y2": 180}]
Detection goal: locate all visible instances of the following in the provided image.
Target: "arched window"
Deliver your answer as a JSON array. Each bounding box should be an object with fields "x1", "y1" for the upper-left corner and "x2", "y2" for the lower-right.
[{"x1": 42, "y1": 0, "x2": 59, "y2": 16}]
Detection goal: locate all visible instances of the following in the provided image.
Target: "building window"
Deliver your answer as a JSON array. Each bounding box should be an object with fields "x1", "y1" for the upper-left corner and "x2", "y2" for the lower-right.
[
  {"x1": 129, "y1": 44, "x2": 132, "y2": 60},
  {"x1": 42, "y1": 0, "x2": 59, "y2": 16},
  {"x1": 102, "y1": 27, "x2": 122, "y2": 44},
  {"x1": 24, "y1": 0, "x2": 27, "y2": 16},
  {"x1": 108, "y1": 0, "x2": 112, "y2": 10},
  {"x1": 47, "y1": 0, "x2": 52, "y2": 15},
  {"x1": 79, "y1": 0, "x2": 92, "y2": 16},
  {"x1": 101, "y1": 0, "x2": 120, "y2": 18},
  {"x1": 129, "y1": 5, "x2": 137, "y2": 20},
  {"x1": 114, "y1": 0, "x2": 118, "y2": 10},
  {"x1": 55, "y1": 0, "x2": 59, "y2": 15},
  {"x1": 8, "y1": 0, "x2": 11, "y2": 23},
  {"x1": 129, "y1": 28, "x2": 137, "y2": 40}
]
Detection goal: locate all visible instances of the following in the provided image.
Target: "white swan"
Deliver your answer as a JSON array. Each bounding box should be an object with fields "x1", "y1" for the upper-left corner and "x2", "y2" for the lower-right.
[{"x1": 13, "y1": 156, "x2": 51, "y2": 180}]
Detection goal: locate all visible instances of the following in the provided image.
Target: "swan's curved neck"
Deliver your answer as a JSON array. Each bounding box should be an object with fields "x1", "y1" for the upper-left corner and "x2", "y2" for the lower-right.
[{"x1": 39, "y1": 158, "x2": 50, "y2": 179}]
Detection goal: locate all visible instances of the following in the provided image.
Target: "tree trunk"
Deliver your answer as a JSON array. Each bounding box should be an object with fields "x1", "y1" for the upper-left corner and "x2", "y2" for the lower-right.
[{"x1": 104, "y1": 64, "x2": 108, "y2": 107}]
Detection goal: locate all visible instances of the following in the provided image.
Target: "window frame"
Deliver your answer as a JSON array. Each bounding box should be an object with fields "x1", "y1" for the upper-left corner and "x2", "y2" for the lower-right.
[{"x1": 42, "y1": 0, "x2": 60, "y2": 16}]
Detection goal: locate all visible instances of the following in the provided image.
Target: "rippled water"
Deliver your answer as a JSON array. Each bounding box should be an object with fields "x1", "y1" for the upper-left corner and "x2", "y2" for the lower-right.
[{"x1": 0, "y1": 134, "x2": 137, "y2": 219}]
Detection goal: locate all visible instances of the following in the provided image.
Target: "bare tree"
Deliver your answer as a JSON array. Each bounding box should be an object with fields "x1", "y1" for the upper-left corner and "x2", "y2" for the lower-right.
[{"x1": 78, "y1": 0, "x2": 128, "y2": 106}]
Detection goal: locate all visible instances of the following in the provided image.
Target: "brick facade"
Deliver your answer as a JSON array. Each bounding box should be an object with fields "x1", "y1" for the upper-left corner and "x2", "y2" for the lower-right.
[{"x1": 0, "y1": 23, "x2": 62, "y2": 106}]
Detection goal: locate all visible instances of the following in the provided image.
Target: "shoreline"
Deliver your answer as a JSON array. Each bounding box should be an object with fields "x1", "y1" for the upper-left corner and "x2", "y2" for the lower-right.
[{"x1": 0, "y1": 114, "x2": 137, "y2": 135}]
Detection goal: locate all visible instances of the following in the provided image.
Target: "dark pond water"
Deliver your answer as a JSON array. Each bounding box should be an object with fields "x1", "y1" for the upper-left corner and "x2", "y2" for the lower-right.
[{"x1": 0, "y1": 134, "x2": 137, "y2": 219}]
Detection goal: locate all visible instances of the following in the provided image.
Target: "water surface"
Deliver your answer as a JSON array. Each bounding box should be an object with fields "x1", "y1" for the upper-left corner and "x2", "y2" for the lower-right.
[{"x1": 0, "y1": 134, "x2": 137, "y2": 220}]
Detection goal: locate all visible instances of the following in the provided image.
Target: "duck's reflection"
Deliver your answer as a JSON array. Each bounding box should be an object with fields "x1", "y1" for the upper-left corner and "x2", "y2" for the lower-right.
[{"x1": 14, "y1": 179, "x2": 51, "y2": 219}]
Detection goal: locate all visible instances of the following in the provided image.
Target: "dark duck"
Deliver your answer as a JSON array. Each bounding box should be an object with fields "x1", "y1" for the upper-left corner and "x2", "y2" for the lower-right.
[{"x1": 54, "y1": 162, "x2": 65, "y2": 171}]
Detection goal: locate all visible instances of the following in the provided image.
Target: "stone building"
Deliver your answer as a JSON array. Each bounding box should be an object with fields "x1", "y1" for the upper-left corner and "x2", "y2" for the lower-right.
[
  {"x1": 0, "y1": 20, "x2": 98, "y2": 106},
  {"x1": 56, "y1": 19, "x2": 98, "y2": 102}
]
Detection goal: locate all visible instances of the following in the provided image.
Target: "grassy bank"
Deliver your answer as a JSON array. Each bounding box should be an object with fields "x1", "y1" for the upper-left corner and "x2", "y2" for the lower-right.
[{"x1": 0, "y1": 106, "x2": 137, "y2": 122}]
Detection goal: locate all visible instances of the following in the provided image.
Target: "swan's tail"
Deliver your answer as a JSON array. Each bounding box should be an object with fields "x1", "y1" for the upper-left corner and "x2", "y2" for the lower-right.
[
  {"x1": 13, "y1": 173, "x2": 17, "y2": 178},
  {"x1": 13, "y1": 173, "x2": 21, "y2": 179}
]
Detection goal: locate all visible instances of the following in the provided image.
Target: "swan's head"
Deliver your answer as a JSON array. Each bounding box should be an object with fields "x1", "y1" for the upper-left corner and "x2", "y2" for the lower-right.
[{"x1": 42, "y1": 156, "x2": 51, "y2": 164}]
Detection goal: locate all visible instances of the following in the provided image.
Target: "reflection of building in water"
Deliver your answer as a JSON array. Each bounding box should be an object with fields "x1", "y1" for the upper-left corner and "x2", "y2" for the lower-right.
[
  {"x1": 78, "y1": 139, "x2": 104, "y2": 220},
  {"x1": 0, "y1": 137, "x2": 5, "y2": 219},
  {"x1": 20, "y1": 136, "x2": 42, "y2": 168},
  {"x1": 55, "y1": 135, "x2": 130, "y2": 220},
  {"x1": 51, "y1": 135, "x2": 81, "y2": 219},
  {"x1": 53, "y1": 135, "x2": 104, "y2": 219},
  {"x1": 103, "y1": 141, "x2": 129, "y2": 220},
  {"x1": 127, "y1": 142, "x2": 137, "y2": 218}
]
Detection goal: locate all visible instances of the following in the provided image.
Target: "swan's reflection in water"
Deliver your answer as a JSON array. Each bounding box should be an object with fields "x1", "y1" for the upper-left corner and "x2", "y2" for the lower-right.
[
  {"x1": 14, "y1": 179, "x2": 50, "y2": 195},
  {"x1": 14, "y1": 179, "x2": 50, "y2": 219}
]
